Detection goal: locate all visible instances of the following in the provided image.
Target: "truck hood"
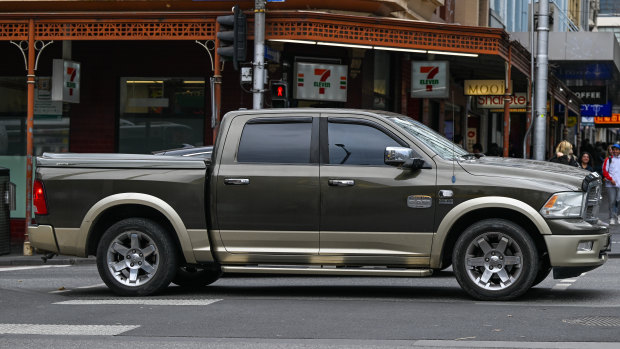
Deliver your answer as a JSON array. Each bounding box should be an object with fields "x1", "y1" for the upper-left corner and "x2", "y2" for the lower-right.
[{"x1": 458, "y1": 156, "x2": 590, "y2": 192}]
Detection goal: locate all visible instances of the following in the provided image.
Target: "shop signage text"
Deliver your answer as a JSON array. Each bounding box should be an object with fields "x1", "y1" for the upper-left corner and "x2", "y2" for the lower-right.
[
  {"x1": 569, "y1": 86, "x2": 606, "y2": 104},
  {"x1": 411, "y1": 61, "x2": 449, "y2": 98},
  {"x1": 581, "y1": 102, "x2": 612, "y2": 117},
  {"x1": 595, "y1": 114, "x2": 620, "y2": 125},
  {"x1": 477, "y1": 93, "x2": 527, "y2": 109},
  {"x1": 294, "y1": 62, "x2": 347, "y2": 102},
  {"x1": 52, "y1": 59, "x2": 80, "y2": 103},
  {"x1": 464, "y1": 80, "x2": 512, "y2": 96}
]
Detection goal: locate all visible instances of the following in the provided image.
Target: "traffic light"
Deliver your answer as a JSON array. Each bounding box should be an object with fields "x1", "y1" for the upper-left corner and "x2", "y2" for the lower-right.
[
  {"x1": 270, "y1": 81, "x2": 288, "y2": 108},
  {"x1": 216, "y1": 5, "x2": 247, "y2": 70}
]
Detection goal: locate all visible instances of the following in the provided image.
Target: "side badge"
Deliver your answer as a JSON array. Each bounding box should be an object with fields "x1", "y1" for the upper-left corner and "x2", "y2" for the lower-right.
[
  {"x1": 438, "y1": 190, "x2": 454, "y2": 205},
  {"x1": 407, "y1": 195, "x2": 432, "y2": 208}
]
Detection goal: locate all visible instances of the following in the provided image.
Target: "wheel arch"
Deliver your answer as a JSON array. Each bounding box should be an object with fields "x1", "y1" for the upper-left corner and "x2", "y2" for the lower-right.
[
  {"x1": 430, "y1": 196, "x2": 551, "y2": 269},
  {"x1": 80, "y1": 193, "x2": 196, "y2": 264}
]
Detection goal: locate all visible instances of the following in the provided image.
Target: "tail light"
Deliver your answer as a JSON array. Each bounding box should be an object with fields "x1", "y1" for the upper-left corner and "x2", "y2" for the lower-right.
[{"x1": 33, "y1": 180, "x2": 48, "y2": 215}]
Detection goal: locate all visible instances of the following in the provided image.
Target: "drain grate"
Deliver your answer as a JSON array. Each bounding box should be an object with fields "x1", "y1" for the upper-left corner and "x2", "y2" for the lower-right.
[{"x1": 563, "y1": 316, "x2": 620, "y2": 327}]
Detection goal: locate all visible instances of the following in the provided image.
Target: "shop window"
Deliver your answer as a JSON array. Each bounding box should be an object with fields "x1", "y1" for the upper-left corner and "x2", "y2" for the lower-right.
[
  {"x1": 373, "y1": 51, "x2": 391, "y2": 110},
  {"x1": 119, "y1": 78, "x2": 205, "y2": 154},
  {"x1": 0, "y1": 77, "x2": 69, "y2": 156}
]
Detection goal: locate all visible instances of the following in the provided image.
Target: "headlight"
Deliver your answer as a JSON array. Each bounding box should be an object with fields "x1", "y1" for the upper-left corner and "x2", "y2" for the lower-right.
[{"x1": 540, "y1": 192, "x2": 585, "y2": 218}]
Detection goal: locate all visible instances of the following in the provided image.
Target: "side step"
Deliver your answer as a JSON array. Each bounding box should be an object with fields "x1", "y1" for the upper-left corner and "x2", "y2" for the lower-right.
[{"x1": 221, "y1": 265, "x2": 433, "y2": 277}]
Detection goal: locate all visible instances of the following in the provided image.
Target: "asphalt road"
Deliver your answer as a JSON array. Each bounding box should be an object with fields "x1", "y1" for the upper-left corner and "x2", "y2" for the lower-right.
[{"x1": 1, "y1": 260, "x2": 620, "y2": 349}]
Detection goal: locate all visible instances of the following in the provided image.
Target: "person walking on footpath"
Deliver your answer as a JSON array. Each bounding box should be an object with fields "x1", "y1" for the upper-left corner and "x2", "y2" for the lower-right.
[
  {"x1": 602, "y1": 144, "x2": 620, "y2": 224},
  {"x1": 549, "y1": 140, "x2": 579, "y2": 167},
  {"x1": 579, "y1": 152, "x2": 594, "y2": 172}
]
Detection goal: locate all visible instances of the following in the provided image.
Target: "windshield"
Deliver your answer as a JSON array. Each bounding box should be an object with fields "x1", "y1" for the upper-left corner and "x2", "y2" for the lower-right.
[{"x1": 387, "y1": 116, "x2": 469, "y2": 160}]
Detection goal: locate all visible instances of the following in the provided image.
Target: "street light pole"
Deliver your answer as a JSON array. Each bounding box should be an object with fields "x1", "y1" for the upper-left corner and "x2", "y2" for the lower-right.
[
  {"x1": 533, "y1": 0, "x2": 550, "y2": 160},
  {"x1": 253, "y1": 0, "x2": 266, "y2": 109}
]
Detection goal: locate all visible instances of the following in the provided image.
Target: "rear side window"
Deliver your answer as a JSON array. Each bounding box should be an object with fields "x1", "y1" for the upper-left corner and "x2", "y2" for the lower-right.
[
  {"x1": 237, "y1": 121, "x2": 312, "y2": 163},
  {"x1": 328, "y1": 122, "x2": 401, "y2": 165}
]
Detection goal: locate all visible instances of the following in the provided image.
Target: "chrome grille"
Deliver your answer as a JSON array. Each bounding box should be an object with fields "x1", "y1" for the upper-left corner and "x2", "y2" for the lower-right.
[{"x1": 584, "y1": 180, "x2": 601, "y2": 223}]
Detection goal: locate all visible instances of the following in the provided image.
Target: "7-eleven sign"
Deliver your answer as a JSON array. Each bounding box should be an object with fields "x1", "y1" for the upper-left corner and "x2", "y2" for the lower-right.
[
  {"x1": 52, "y1": 59, "x2": 80, "y2": 103},
  {"x1": 294, "y1": 62, "x2": 347, "y2": 102},
  {"x1": 411, "y1": 61, "x2": 449, "y2": 98}
]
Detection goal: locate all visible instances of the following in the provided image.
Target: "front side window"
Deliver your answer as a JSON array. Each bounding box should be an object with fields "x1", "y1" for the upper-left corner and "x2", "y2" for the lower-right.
[
  {"x1": 328, "y1": 122, "x2": 400, "y2": 165},
  {"x1": 119, "y1": 77, "x2": 205, "y2": 154},
  {"x1": 237, "y1": 121, "x2": 312, "y2": 164}
]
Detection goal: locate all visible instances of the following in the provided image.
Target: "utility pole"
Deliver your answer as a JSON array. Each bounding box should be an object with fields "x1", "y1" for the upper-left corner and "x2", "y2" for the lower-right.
[
  {"x1": 533, "y1": 0, "x2": 550, "y2": 160},
  {"x1": 253, "y1": 0, "x2": 266, "y2": 109}
]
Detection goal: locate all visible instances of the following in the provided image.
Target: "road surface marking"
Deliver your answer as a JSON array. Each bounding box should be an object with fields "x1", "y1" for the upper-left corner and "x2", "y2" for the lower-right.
[
  {"x1": 0, "y1": 324, "x2": 139, "y2": 336},
  {"x1": 54, "y1": 299, "x2": 222, "y2": 306},
  {"x1": 552, "y1": 283, "x2": 572, "y2": 290},
  {"x1": 0, "y1": 265, "x2": 70, "y2": 272},
  {"x1": 77, "y1": 283, "x2": 106, "y2": 289}
]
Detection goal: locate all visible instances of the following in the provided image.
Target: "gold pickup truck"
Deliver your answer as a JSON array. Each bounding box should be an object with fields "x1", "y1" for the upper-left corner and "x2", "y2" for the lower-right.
[{"x1": 28, "y1": 108, "x2": 610, "y2": 300}]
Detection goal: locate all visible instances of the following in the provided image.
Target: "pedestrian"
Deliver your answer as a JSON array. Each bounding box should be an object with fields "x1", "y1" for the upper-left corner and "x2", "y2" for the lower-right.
[
  {"x1": 602, "y1": 144, "x2": 620, "y2": 224},
  {"x1": 578, "y1": 152, "x2": 594, "y2": 172},
  {"x1": 548, "y1": 140, "x2": 579, "y2": 167}
]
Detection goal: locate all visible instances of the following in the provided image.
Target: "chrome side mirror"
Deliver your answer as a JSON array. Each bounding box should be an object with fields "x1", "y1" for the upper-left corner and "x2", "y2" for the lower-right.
[{"x1": 384, "y1": 147, "x2": 414, "y2": 166}]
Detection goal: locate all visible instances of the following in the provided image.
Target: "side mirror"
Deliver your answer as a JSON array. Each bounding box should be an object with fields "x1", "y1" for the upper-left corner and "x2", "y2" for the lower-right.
[{"x1": 385, "y1": 147, "x2": 414, "y2": 166}]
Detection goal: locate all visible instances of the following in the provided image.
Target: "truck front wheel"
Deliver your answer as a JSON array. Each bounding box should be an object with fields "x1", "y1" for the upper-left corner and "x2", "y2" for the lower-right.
[
  {"x1": 452, "y1": 219, "x2": 539, "y2": 301},
  {"x1": 96, "y1": 218, "x2": 177, "y2": 296}
]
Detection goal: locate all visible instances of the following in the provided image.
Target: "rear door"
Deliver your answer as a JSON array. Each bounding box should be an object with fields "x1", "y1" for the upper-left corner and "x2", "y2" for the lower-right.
[
  {"x1": 215, "y1": 113, "x2": 320, "y2": 256},
  {"x1": 319, "y1": 114, "x2": 436, "y2": 262}
]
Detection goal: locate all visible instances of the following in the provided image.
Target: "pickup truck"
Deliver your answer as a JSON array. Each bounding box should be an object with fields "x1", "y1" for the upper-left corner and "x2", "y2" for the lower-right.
[{"x1": 28, "y1": 108, "x2": 610, "y2": 300}]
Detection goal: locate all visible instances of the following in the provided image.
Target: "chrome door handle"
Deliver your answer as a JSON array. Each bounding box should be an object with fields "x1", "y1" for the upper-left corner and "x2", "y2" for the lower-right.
[
  {"x1": 328, "y1": 179, "x2": 355, "y2": 187},
  {"x1": 224, "y1": 178, "x2": 250, "y2": 185}
]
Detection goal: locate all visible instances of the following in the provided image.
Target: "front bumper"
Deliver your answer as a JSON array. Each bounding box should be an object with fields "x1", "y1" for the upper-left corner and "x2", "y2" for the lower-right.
[
  {"x1": 28, "y1": 224, "x2": 59, "y2": 254},
  {"x1": 544, "y1": 232, "x2": 610, "y2": 268}
]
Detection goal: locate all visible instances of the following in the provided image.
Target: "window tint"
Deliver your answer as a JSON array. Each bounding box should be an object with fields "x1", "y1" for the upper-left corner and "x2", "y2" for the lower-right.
[
  {"x1": 237, "y1": 122, "x2": 312, "y2": 163},
  {"x1": 328, "y1": 122, "x2": 401, "y2": 165}
]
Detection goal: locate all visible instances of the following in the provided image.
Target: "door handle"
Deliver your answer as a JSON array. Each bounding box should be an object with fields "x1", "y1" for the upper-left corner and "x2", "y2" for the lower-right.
[
  {"x1": 328, "y1": 179, "x2": 355, "y2": 187},
  {"x1": 224, "y1": 178, "x2": 250, "y2": 185}
]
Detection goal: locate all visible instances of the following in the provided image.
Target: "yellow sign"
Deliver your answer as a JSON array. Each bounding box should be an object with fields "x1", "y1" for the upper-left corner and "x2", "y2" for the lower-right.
[
  {"x1": 567, "y1": 116, "x2": 577, "y2": 127},
  {"x1": 464, "y1": 80, "x2": 513, "y2": 95}
]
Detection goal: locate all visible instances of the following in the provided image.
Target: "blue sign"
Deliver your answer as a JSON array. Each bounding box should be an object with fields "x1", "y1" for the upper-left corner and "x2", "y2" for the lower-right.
[{"x1": 581, "y1": 102, "x2": 612, "y2": 117}]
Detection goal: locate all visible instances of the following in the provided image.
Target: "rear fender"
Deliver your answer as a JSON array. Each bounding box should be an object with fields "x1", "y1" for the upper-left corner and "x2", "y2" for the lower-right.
[{"x1": 80, "y1": 193, "x2": 199, "y2": 264}]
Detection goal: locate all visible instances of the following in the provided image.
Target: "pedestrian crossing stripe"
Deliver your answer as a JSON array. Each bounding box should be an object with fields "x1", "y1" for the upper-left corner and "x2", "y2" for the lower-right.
[
  {"x1": 54, "y1": 299, "x2": 221, "y2": 306},
  {"x1": 0, "y1": 324, "x2": 139, "y2": 336}
]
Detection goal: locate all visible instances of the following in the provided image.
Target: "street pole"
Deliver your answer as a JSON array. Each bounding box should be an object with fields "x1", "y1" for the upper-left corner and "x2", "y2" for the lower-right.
[
  {"x1": 533, "y1": 0, "x2": 550, "y2": 160},
  {"x1": 24, "y1": 19, "x2": 35, "y2": 256},
  {"x1": 253, "y1": 0, "x2": 265, "y2": 109}
]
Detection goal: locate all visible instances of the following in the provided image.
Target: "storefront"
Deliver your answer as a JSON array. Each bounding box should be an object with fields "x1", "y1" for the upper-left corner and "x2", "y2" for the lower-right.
[{"x1": 0, "y1": 8, "x2": 578, "y2": 246}]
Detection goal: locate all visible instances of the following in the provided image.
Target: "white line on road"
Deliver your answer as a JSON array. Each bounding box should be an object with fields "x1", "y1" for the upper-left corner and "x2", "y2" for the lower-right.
[
  {"x1": 0, "y1": 324, "x2": 139, "y2": 336},
  {"x1": 54, "y1": 299, "x2": 222, "y2": 306},
  {"x1": 77, "y1": 283, "x2": 106, "y2": 289},
  {"x1": 0, "y1": 265, "x2": 70, "y2": 272},
  {"x1": 551, "y1": 283, "x2": 572, "y2": 290}
]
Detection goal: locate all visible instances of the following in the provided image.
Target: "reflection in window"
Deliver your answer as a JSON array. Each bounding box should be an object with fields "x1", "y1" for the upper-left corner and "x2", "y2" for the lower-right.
[
  {"x1": 328, "y1": 122, "x2": 400, "y2": 165},
  {"x1": 0, "y1": 77, "x2": 69, "y2": 156},
  {"x1": 119, "y1": 78, "x2": 205, "y2": 154},
  {"x1": 237, "y1": 122, "x2": 312, "y2": 164}
]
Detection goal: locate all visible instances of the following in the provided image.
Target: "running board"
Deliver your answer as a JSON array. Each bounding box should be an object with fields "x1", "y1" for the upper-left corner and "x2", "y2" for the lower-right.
[{"x1": 221, "y1": 265, "x2": 433, "y2": 277}]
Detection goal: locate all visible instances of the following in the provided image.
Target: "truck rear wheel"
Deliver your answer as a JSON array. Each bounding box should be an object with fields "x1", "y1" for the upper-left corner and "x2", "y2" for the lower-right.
[
  {"x1": 96, "y1": 218, "x2": 177, "y2": 296},
  {"x1": 452, "y1": 219, "x2": 539, "y2": 301}
]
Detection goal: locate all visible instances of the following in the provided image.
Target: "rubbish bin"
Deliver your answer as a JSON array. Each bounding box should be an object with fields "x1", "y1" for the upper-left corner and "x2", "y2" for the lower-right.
[{"x1": 0, "y1": 167, "x2": 13, "y2": 255}]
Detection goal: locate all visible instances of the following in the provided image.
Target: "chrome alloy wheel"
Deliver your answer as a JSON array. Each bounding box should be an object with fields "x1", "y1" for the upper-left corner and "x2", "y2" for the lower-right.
[
  {"x1": 464, "y1": 232, "x2": 523, "y2": 291},
  {"x1": 106, "y1": 231, "x2": 159, "y2": 287}
]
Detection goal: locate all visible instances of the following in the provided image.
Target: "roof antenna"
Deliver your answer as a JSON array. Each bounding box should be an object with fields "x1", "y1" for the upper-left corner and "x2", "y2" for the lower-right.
[{"x1": 452, "y1": 91, "x2": 456, "y2": 183}]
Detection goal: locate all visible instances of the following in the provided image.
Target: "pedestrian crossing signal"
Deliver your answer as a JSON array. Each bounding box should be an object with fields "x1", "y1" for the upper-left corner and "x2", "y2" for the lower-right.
[{"x1": 270, "y1": 81, "x2": 288, "y2": 101}]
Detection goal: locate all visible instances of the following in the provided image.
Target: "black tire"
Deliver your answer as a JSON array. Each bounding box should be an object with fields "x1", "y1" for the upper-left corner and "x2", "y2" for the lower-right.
[
  {"x1": 96, "y1": 218, "x2": 177, "y2": 296},
  {"x1": 532, "y1": 254, "x2": 552, "y2": 287},
  {"x1": 452, "y1": 219, "x2": 539, "y2": 301},
  {"x1": 172, "y1": 265, "x2": 222, "y2": 289}
]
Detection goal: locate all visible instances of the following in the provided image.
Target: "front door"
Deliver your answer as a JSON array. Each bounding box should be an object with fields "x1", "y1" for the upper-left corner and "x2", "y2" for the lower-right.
[{"x1": 319, "y1": 115, "x2": 436, "y2": 262}]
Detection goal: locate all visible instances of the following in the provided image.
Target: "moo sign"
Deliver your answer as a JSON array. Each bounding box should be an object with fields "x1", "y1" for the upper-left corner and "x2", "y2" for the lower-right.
[
  {"x1": 465, "y1": 80, "x2": 512, "y2": 96},
  {"x1": 477, "y1": 93, "x2": 527, "y2": 109}
]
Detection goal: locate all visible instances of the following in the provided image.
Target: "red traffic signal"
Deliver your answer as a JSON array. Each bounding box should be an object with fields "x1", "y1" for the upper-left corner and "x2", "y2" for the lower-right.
[{"x1": 270, "y1": 82, "x2": 288, "y2": 101}]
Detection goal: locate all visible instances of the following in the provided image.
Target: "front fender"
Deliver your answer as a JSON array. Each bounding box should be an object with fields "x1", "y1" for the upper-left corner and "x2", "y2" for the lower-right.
[
  {"x1": 79, "y1": 193, "x2": 197, "y2": 264},
  {"x1": 430, "y1": 196, "x2": 551, "y2": 268}
]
